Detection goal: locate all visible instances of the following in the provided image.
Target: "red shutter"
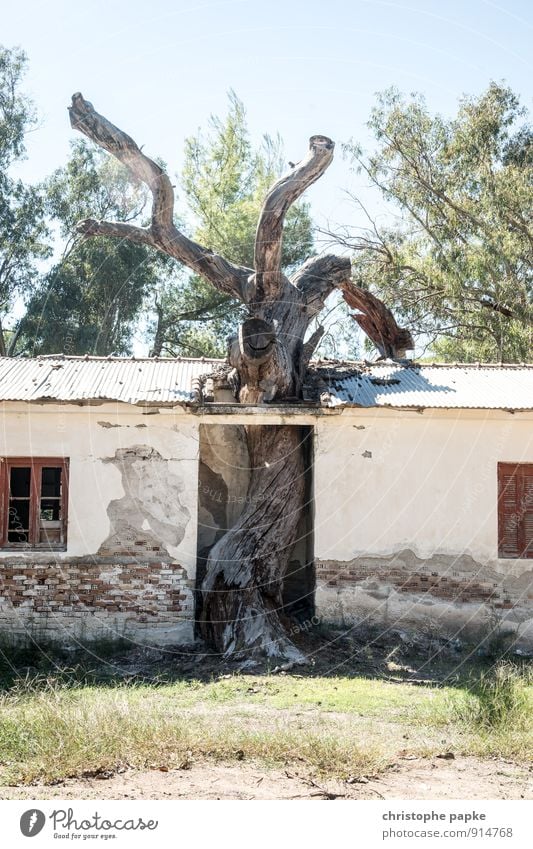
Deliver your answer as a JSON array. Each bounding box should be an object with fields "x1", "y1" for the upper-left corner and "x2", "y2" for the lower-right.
[
  {"x1": 498, "y1": 463, "x2": 533, "y2": 559},
  {"x1": 522, "y1": 469, "x2": 533, "y2": 558},
  {"x1": 0, "y1": 458, "x2": 5, "y2": 545}
]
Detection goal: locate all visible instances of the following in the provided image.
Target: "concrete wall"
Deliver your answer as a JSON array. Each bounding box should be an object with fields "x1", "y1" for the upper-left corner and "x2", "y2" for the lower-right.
[
  {"x1": 0, "y1": 403, "x2": 199, "y2": 646},
  {"x1": 313, "y1": 408, "x2": 533, "y2": 647}
]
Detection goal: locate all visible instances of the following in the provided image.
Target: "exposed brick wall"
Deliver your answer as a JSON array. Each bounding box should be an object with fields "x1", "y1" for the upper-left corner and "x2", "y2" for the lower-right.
[
  {"x1": 0, "y1": 559, "x2": 194, "y2": 646},
  {"x1": 316, "y1": 561, "x2": 512, "y2": 605},
  {"x1": 98, "y1": 539, "x2": 165, "y2": 557},
  {"x1": 316, "y1": 553, "x2": 533, "y2": 634}
]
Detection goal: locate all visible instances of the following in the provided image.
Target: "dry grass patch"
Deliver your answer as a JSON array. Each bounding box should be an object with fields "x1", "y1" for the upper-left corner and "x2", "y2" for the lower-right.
[{"x1": 0, "y1": 662, "x2": 531, "y2": 786}]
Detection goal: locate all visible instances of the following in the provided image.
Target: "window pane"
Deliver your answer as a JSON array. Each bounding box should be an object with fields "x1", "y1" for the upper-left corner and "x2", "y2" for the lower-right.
[
  {"x1": 8, "y1": 500, "x2": 30, "y2": 542},
  {"x1": 39, "y1": 466, "x2": 62, "y2": 544},
  {"x1": 41, "y1": 467, "x2": 61, "y2": 498},
  {"x1": 8, "y1": 467, "x2": 31, "y2": 542},
  {"x1": 10, "y1": 467, "x2": 30, "y2": 498}
]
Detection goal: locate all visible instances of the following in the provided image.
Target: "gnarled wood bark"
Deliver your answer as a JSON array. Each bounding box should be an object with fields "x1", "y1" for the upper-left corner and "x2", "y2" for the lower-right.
[
  {"x1": 68, "y1": 93, "x2": 413, "y2": 661},
  {"x1": 341, "y1": 280, "x2": 414, "y2": 358},
  {"x1": 201, "y1": 425, "x2": 306, "y2": 661},
  {"x1": 254, "y1": 135, "x2": 334, "y2": 305}
]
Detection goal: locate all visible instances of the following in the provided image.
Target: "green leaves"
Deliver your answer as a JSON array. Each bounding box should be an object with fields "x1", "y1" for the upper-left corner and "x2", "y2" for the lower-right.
[
  {"x1": 21, "y1": 139, "x2": 164, "y2": 356},
  {"x1": 344, "y1": 84, "x2": 532, "y2": 362},
  {"x1": 0, "y1": 46, "x2": 35, "y2": 168},
  {"x1": 45, "y1": 139, "x2": 149, "y2": 238},
  {"x1": 23, "y1": 238, "x2": 157, "y2": 356},
  {"x1": 0, "y1": 46, "x2": 50, "y2": 356}
]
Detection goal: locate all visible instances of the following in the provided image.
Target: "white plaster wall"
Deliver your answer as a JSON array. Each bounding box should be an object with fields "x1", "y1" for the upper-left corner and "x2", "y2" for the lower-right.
[
  {"x1": 314, "y1": 408, "x2": 533, "y2": 572},
  {"x1": 3, "y1": 404, "x2": 531, "y2": 577},
  {"x1": 0, "y1": 403, "x2": 199, "y2": 573}
]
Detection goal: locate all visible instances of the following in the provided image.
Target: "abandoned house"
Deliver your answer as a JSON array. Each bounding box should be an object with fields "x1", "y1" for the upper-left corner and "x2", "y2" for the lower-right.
[{"x1": 0, "y1": 353, "x2": 532, "y2": 651}]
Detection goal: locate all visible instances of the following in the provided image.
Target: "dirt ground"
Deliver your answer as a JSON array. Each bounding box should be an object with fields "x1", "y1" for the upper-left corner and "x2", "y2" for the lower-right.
[
  {"x1": 2, "y1": 630, "x2": 531, "y2": 801},
  {"x1": 2, "y1": 757, "x2": 531, "y2": 801}
]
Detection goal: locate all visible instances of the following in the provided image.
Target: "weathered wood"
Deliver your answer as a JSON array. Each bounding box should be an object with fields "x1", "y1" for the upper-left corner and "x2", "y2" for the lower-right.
[
  {"x1": 69, "y1": 93, "x2": 414, "y2": 660},
  {"x1": 239, "y1": 317, "x2": 276, "y2": 364},
  {"x1": 341, "y1": 279, "x2": 414, "y2": 358},
  {"x1": 302, "y1": 325, "x2": 325, "y2": 365},
  {"x1": 293, "y1": 255, "x2": 413, "y2": 357},
  {"x1": 69, "y1": 93, "x2": 252, "y2": 299},
  {"x1": 254, "y1": 136, "x2": 334, "y2": 304},
  {"x1": 292, "y1": 254, "x2": 352, "y2": 317},
  {"x1": 200, "y1": 425, "x2": 307, "y2": 661}
]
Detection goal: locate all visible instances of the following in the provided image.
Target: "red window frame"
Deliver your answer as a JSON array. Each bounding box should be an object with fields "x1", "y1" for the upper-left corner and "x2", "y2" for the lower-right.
[
  {"x1": 0, "y1": 458, "x2": 69, "y2": 549},
  {"x1": 497, "y1": 462, "x2": 533, "y2": 559}
]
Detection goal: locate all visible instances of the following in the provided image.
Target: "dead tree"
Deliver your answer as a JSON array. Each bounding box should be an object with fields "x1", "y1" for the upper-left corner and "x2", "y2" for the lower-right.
[{"x1": 68, "y1": 93, "x2": 413, "y2": 662}]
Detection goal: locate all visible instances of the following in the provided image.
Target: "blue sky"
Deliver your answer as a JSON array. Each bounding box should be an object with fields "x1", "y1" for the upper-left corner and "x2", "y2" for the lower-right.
[{"x1": 3, "y1": 0, "x2": 532, "y2": 233}]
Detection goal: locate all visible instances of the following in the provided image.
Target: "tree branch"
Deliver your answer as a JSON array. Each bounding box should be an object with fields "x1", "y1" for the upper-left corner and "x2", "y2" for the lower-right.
[
  {"x1": 480, "y1": 298, "x2": 514, "y2": 319},
  {"x1": 292, "y1": 253, "x2": 413, "y2": 358},
  {"x1": 254, "y1": 136, "x2": 335, "y2": 302},
  {"x1": 75, "y1": 218, "x2": 158, "y2": 248},
  {"x1": 68, "y1": 93, "x2": 252, "y2": 300},
  {"x1": 292, "y1": 254, "x2": 352, "y2": 317},
  {"x1": 341, "y1": 280, "x2": 414, "y2": 358},
  {"x1": 302, "y1": 325, "x2": 325, "y2": 362},
  {"x1": 69, "y1": 93, "x2": 174, "y2": 228}
]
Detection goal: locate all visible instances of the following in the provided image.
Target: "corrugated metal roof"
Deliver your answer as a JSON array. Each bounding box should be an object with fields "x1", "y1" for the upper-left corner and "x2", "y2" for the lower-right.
[
  {"x1": 0, "y1": 355, "x2": 217, "y2": 405},
  {"x1": 313, "y1": 361, "x2": 533, "y2": 410},
  {"x1": 0, "y1": 356, "x2": 532, "y2": 410}
]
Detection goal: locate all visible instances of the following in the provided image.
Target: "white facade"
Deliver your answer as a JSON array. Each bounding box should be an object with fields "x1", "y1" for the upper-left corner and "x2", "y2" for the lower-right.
[
  {"x1": 314, "y1": 408, "x2": 533, "y2": 646},
  {"x1": 1, "y1": 397, "x2": 532, "y2": 649},
  {"x1": 0, "y1": 403, "x2": 199, "y2": 646}
]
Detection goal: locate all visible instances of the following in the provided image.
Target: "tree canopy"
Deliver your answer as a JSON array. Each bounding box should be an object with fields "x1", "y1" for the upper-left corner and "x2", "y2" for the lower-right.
[
  {"x1": 21, "y1": 140, "x2": 165, "y2": 356},
  {"x1": 0, "y1": 45, "x2": 530, "y2": 365},
  {"x1": 0, "y1": 46, "x2": 50, "y2": 356},
  {"x1": 339, "y1": 83, "x2": 532, "y2": 362}
]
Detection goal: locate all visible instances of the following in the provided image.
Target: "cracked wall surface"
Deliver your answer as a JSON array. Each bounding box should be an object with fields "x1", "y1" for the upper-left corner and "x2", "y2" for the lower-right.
[
  {"x1": 99, "y1": 445, "x2": 191, "y2": 557},
  {"x1": 2, "y1": 403, "x2": 533, "y2": 649},
  {"x1": 0, "y1": 405, "x2": 199, "y2": 645},
  {"x1": 316, "y1": 551, "x2": 533, "y2": 646},
  {"x1": 313, "y1": 411, "x2": 533, "y2": 647},
  {"x1": 0, "y1": 560, "x2": 193, "y2": 646}
]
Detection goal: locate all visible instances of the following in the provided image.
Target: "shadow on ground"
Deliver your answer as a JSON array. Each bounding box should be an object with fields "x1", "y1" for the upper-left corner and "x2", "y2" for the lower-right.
[{"x1": 1, "y1": 623, "x2": 530, "y2": 692}]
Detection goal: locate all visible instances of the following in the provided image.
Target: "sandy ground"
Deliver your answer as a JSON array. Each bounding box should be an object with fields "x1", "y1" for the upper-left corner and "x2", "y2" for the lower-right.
[{"x1": 2, "y1": 757, "x2": 531, "y2": 800}]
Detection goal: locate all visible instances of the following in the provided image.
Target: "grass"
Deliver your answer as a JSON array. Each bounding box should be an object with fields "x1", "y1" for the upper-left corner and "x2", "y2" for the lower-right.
[
  {"x1": 449, "y1": 662, "x2": 532, "y2": 729},
  {"x1": 0, "y1": 660, "x2": 531, "y2": 786}
]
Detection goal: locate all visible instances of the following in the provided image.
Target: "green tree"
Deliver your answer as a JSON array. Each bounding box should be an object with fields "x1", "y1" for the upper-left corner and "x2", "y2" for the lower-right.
[
  {"x1": 341, "y1": 84, "x2": 532, "y2": 362},
  {"x1": 0, "y1": 45, "x2": 50, "y2": 356},
  {"x1": 22, "y1": 139, "x2": 166, "y2": 355},
  {"x1": 148, "y1": 92, "x2": 314, "y2": 357}
]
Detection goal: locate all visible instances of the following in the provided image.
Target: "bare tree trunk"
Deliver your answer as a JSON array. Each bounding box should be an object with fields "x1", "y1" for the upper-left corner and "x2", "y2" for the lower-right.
[
  {"x1": 200, "y1": 425, "x2": 306, "y2": 660},
  {"x1": 149, "y1": 302, "x2": 165, "y2": 357},
  {"x1": 68, "y1": 93, "x2": 412, "y2": 661},
  {"x1": 0, "y1": 317, "x2": 6, "y2": 357}
]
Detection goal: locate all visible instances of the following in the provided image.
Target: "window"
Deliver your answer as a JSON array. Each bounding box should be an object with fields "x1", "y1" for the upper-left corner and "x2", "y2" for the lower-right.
[
  {"x1": 0, "y1": 458, "x2": 69, "y2": 549},
  {"x1": 498, "y1": 463, "x2": 533, "y2": 559}
]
